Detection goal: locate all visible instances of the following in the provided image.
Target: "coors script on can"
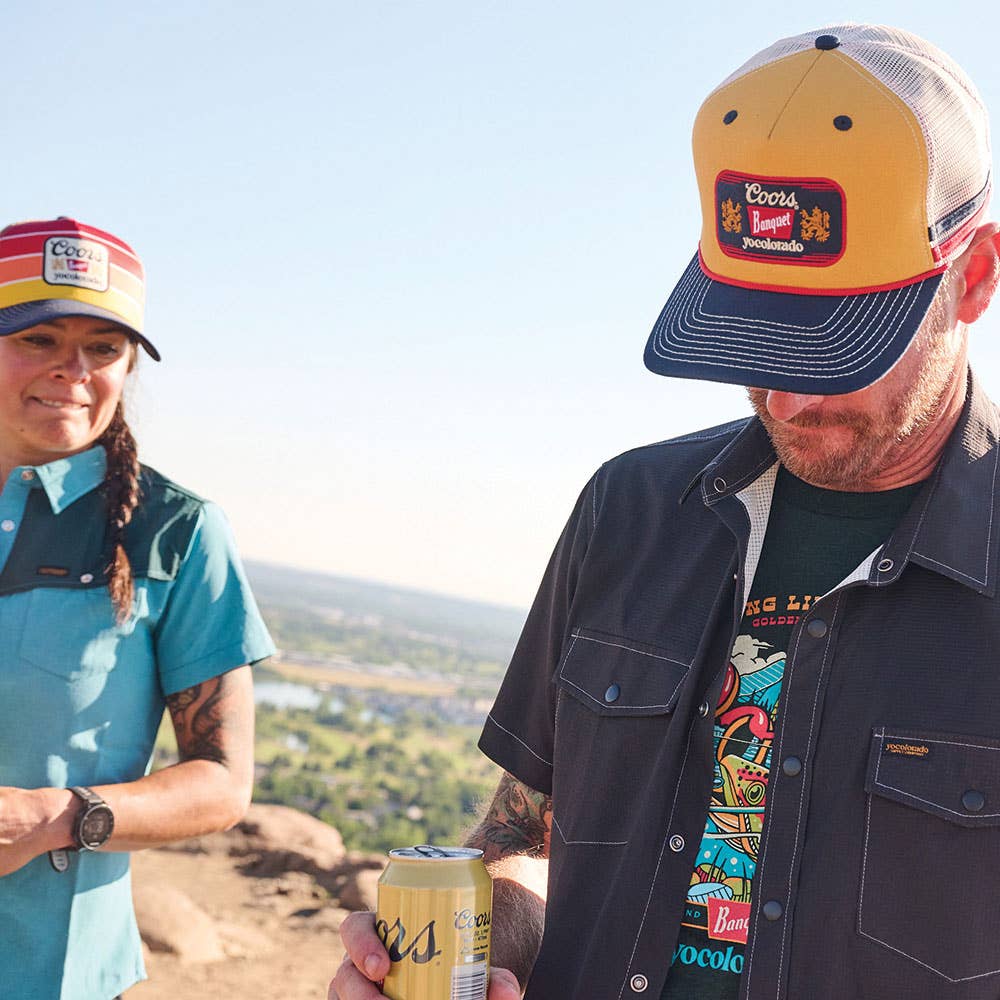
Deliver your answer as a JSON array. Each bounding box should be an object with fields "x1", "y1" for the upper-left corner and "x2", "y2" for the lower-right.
[{"x1": 376, "y1": 845, "x2": 492, "y2": 1000}]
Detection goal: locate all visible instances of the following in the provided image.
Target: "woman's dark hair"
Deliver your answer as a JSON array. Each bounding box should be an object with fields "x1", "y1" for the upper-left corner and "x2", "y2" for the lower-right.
[{"x1": 99, "y1": 401, "x2": 141, "y2": 623}]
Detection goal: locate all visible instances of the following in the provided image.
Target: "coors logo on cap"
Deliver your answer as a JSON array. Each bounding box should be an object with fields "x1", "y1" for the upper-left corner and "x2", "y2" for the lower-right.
[
  {"x1": 715, "y1": 171, "x2": 846, "y2": 267},
  {"x1": 43, "y1": 237, "x2": 110, "y2": 292}
]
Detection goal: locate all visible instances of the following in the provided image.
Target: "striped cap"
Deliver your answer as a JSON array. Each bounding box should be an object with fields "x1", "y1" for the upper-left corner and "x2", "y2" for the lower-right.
[
  {"x1": 644, "y1": 25, "x2": 991, "y2": 394},
  {"x1": 0, "y1": 217, "x2": 159, "y2": 361}
]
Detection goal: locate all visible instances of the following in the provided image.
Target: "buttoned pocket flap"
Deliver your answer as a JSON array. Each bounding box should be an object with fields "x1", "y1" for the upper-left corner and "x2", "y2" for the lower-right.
[
  {"x1": 865, "y1": 728, "x2": 1000, "y2": 829},
  {"x1": 555, "y1": 627, "x2": 691, "y2": 717}
]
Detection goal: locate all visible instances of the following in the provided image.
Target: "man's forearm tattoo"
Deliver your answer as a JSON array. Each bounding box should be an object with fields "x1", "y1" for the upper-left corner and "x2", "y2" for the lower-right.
[
  {"x1": 467, "y1": 772, "x2": 553, "y2": 861},
  {"x1": 166, "y1": 674, "x2": 240, "y2": 767}
]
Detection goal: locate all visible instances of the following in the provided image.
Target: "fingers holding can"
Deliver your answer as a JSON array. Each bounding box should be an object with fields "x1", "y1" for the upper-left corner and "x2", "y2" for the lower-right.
[{"x1": 331, "y1": 910, "x2": 390, "y2": 998}]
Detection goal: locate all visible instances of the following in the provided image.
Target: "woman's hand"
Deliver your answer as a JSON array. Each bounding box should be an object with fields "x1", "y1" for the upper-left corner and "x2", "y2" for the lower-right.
[
  {"x1": 0, "y1": 785, "x2": 73, "y2": 877},
  {"x1": 329, "y1": 911, "x2": 522, "y2": 999}
]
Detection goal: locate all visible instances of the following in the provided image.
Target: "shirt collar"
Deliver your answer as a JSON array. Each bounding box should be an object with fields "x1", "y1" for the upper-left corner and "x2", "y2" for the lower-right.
[
  {"x1": 695, "y1": 369, "x2": 1000, "y2": 597},
  {"x1": 696, "y1": 417, "x2": 776, "y2": 506},
  {"x1": 882, "y1": 370, "x2": 1000, "y2": 596},
  {"x1": 22, "y1": 445, "x2": 107, "y2": 514}
]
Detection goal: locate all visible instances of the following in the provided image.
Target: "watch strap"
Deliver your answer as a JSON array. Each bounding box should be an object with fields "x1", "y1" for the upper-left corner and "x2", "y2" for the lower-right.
[
  {"x1": 69, "y1": 786, "x2": 105, "y2": 807},
  {"x1": 49, "y1": 849, "x2": 70, "y2": 873}
]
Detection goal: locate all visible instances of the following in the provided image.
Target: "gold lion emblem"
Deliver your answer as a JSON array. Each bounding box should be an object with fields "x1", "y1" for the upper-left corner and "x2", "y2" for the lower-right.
[
  {"x1": 721, "y1": 198, "x2": 743, "y2": 234},
  {"x1": 800, "y1": 206, "x2": 831, "y2": 243}
]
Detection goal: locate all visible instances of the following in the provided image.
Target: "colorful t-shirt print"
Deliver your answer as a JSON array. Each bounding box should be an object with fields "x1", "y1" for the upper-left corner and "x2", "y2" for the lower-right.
[{"x1": 660, "y1": 467, "x2": 921, "y2": 1000}]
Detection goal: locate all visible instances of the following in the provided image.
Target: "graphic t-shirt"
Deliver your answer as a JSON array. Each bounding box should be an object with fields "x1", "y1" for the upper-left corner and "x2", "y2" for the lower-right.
[{"x1": 660, "y1": 466, "x2": 922, "y2": 1000}]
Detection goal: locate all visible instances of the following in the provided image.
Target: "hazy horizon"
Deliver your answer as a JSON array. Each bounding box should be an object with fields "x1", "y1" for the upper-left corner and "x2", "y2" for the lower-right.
[{"x1": 6, "y1": 2, "x2": 999, "y2": 607}]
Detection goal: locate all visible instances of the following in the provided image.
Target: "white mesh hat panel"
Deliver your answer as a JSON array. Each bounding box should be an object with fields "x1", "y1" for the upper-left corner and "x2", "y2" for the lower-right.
[{"x1": 713, "y1": 24, "x2": 992, "y2": 256}]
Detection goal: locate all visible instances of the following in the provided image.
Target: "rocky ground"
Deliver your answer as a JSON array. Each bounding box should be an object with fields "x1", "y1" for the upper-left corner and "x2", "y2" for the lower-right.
[{"x1": 125, "y1": 805, "x2": 384, "y2": 1000}]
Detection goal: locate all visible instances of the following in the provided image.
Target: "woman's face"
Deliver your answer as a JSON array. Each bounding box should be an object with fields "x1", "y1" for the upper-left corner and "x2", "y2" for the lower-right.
[{"x1": 0, "y1": 314, "x2": 133, "y2": 470}]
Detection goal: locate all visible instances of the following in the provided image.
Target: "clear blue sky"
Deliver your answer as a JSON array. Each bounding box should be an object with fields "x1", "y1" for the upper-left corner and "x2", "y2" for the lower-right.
[{"x1": 5, "y1": 2, "x2": 998, "y2": 607}]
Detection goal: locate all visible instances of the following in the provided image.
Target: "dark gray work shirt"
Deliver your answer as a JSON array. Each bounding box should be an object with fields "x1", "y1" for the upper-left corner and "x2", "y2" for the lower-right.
[{"x1": 479, "y1": 371, "x2": 1000, "y2": 1000}]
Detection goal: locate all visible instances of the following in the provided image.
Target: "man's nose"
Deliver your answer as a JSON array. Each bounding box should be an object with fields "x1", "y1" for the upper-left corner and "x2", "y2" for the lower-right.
[{"x1": 764, "y1": 390, "x2": 824, "y2": 422}]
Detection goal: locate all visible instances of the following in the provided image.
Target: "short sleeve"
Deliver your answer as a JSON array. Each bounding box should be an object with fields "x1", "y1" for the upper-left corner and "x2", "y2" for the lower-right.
[
  {"x1": 478, "y1": 471, "x2": 598, "y2": 795},
  {"x1": 154, "y1": 502, "x2": 275, "y2": 696}
]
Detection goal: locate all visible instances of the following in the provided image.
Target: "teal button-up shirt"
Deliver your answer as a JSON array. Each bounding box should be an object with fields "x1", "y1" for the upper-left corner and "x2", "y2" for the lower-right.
[{"x1": 0, "y1": 446, "x2": 274, "y2": 1000}]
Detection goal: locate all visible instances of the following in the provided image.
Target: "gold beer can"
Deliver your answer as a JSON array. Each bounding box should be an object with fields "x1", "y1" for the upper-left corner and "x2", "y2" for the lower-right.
[{"x1": 376, "y1": 845, "x2": 492, "y2": 1000}]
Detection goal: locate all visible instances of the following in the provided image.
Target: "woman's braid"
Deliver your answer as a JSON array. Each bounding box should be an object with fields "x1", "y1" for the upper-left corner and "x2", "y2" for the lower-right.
[{"x1": 99, "y1": 402, "x2": 141, "y2": 623}]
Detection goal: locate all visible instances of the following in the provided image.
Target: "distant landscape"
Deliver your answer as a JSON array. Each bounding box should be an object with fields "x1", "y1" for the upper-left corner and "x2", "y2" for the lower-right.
[{"x1": 156, "y1": 561, "x2": 527, "y2": 854}]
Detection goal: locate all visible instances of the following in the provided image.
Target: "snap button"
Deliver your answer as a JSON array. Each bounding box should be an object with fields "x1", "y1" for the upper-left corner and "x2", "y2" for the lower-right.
[
  {"x1": 1, "y1": 520, "x2": 15, "y2": 532},
  {"x1": 762, "y1": 900, "x2": 783, "y2": 921},
  {"x1": 782, "y1": 756, "x2": 802, "y2": 777},
  {"x1": 630, "y1": 974, "x2": 648, "y2": 993},
  {"x1": 713, "y1": 477, "x2": 727, "y2": 493},
  {"x1": 604, "y1": 684, "x2": 620, "y2": 703},
  {"x1": 698, "y1": 701, "x2": 711, "y2": 718},
  {"x1": 806, "y1": 618, "x2": 828, "y2": 638},
  {"x1": 20, "y1": 469, "x2": 35, "y2": 481},
  {"x1": 80, "y1": 573, "x2": 94, "y2": 584},
  {"x1": 877, "y1": 558, "x2": 894, "y2": 573},
  {"x1": 963, "y1": 790, "x2": 986, "y2": 813},
  {"x1": 669, "y1": 834, "x2": 685, "y2": 853}
]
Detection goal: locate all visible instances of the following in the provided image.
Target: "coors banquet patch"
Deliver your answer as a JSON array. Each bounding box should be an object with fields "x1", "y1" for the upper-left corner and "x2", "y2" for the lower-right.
[
  {"x1": 43, "y1": 236, "x2": 111, "y2": 292},
  {"x1": 715, "y1": 171, "x2": 845, "y2": 267}
]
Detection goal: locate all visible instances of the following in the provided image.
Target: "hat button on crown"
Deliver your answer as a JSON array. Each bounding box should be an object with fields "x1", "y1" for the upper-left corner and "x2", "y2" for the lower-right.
[{"x1": 815, "y1": 34, "x2": 840, "y2": 50}]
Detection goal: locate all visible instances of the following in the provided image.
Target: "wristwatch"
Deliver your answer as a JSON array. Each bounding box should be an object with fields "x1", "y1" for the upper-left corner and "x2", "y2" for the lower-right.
[
  {"x1": 69, "y1": 786, "x2": 115, "y2": 851},
  {"x1": 49, "y1": 786, "x2": 115, "y2": 873}
]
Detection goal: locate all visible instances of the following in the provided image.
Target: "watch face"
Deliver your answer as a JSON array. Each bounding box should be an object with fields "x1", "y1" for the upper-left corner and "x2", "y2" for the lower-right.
[{"x1": 78, "y1": 805, "x2": 114, "y2": 850}]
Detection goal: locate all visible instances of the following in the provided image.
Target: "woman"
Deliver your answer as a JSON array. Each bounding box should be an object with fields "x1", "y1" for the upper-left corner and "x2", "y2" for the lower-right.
[{"x1": 0, "y1": 217, "x2": 274, "y2": 999}]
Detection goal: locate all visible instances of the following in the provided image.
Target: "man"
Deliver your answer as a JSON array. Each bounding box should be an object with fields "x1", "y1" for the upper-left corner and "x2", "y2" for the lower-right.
[{"x1": 333, "y1": 24, "x2": 1000, "y2": 1000}]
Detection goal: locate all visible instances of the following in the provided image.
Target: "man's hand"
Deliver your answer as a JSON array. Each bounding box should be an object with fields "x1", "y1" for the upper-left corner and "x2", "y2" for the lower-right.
[
  {"x1": 329, "y1": 771, "x2": 548, "y2": 997},
  {"x1": 329, "y1": 911, "x2": 521, "y2": 1000}
]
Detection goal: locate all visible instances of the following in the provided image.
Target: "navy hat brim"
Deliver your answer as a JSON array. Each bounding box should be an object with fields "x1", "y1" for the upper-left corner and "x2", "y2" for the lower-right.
[
  {"x1": 0, "y1": 300, "x2": 161, "y2": 362},
  {"x1": 644, "y1": 254, "x2": 942, "y2": 395}
]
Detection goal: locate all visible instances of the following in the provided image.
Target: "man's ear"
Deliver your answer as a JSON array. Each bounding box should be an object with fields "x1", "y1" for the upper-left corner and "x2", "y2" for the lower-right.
[{"x1": 955, "y1": 223, "x2": 1000, "y2": 325}]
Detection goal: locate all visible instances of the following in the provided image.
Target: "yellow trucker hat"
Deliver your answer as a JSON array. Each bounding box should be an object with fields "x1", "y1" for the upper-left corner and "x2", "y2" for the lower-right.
[{"x1": 644, "y1": 25, "x2": 991, "y2": 394}]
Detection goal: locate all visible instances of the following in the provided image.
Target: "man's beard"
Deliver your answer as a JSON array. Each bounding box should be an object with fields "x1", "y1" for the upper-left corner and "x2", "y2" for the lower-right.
[
  {"x1": 747, "y1": 392, "x2": 917, "y2": 488},
  {"x1": 746, "y1": 284, "x2": 960, "y2": 490}
]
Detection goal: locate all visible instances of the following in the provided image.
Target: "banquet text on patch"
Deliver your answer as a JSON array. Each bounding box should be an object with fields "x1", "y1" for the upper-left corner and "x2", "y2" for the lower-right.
[{"x1": 715, "y1": 171, "x2": 845, "y2": 268}]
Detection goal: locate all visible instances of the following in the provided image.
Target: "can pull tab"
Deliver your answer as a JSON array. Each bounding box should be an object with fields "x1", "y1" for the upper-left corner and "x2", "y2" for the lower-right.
[{"x1": 413, "y1": 844, "x2": 449, "y2": 858}]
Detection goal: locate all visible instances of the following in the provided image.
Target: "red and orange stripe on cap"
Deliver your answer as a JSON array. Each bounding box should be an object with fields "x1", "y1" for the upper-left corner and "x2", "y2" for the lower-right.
[{"x1": 0, "y1": 219, "x2": 145, "y2": 334}]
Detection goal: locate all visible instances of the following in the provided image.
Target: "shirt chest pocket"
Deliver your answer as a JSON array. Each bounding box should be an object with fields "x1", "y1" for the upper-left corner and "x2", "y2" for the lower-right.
[
  {"x1": 551, "y1": 628, "x2": 691, "y2": 847},
  {"x1": 859, "y1": 727, "x2": 1000, "y2": 984},
  {"x1": 18, "y1": 586, "x2": 149, "y2": 682}
]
